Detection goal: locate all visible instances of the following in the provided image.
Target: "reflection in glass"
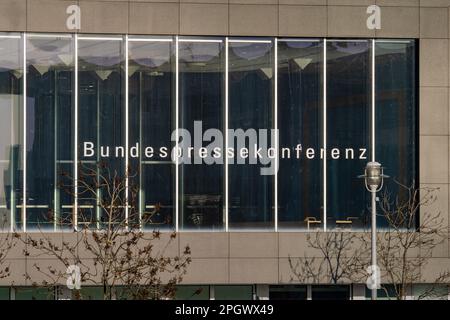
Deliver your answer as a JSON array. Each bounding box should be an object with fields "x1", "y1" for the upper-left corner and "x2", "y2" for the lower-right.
[
  {"x1": 375, "y1": 40, "x2": 417, "y2": 228},
  {"x1": 128, "y1": 40, "x2": 174, "y2": 229},
  {"x1": 326, "y1": 41, "x2": 370, "y2": 230},
  {"x1": 228, "y1": 41, "x2": 274, "y2": 230},
  {"x1": 0, "y1": 33, "x2": 419, "y2": 232},
  {"x1": 277, "y1": 40, "x2": 322, "y2": 230},
  {"x1": 179, "y1": 40, "x2": 224, "y2": 230},
  {"x1": 26, "y1": 35, "x2": 74, "y2": 229},
  {"x1": 78, "y1": 38, "x2": 124, "y2": 227},
  {"x1": 0, "y1": 35, "x2": 22, "y2": 230}
]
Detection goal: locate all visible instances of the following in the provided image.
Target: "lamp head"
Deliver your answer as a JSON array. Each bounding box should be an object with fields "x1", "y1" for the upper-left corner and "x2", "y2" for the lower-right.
[{"x1": 365, "y1": 161, "x2": 382, "y2": 189}]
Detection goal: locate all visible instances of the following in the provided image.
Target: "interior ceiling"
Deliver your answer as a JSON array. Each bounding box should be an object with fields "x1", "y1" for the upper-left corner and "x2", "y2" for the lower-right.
[{"x1": 0, "y1": 37, "x2": 413, "y2": 78}]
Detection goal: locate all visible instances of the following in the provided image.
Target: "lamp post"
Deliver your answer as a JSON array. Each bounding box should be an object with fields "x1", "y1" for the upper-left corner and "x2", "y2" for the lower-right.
[{"x1": 359, "y1": 161, "x2": 388, "y2": 300}]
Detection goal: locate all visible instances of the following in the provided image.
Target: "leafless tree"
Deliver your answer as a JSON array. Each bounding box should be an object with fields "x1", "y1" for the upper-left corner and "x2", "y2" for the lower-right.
[
  {"x1": 373, "y1": 182, "x2": 450, "y2": 300},
  {"x1": 289, "y1": 182, "x2": 450, "y2": 300},
  {"x1": 288, "y1": 231, "x2": 367, "y2": 285},
  {"x1": 0, "y1": 217, "x2": 15, "y2": 282},
  {"x1": 17, "y1": 162, "x2": 191, "y2": 300}
]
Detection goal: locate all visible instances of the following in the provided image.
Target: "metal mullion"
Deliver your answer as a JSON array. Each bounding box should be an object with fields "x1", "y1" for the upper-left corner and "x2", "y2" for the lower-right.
[
  {"x1": 323, "y1": 39, "x2": 327, "y2": 232},
  {"x1": 175, "y1": 36, "x2": 179, "y2": 232},
  {"x1": 74, "y1": 33, "x2": 78, "y2": 230},
  {"x1": 225, "y1": 37, "x2": 229, "y2": 232},
  {"x1": 125, "y1": 35, "x2": 129, "y2": 230},
  {"x1": 54, "y1": 69, "x2": 58, "y2": 231},
  {"x1": 274, "y1": 38, "x2": 278, "y2": 232},
  {"x1": 22, "y1": 33, "x2": 27, "y2": 232},
  {"x1": 372, "y1": 39, "x2": 376, "y2": 163},
  {"x1": 139, "y1": 71, "x2": 143, "y2": 230}
]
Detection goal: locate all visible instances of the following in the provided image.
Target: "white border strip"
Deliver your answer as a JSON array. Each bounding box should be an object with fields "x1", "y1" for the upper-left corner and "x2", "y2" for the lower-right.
[
  {"x1": 225, "y1": 37, "x2": 229, "y2": 232},
  {"x1": 277, "y1": 39, "x2": 321, "y2": 42},
  {"x1": 128, "y1": 38, "x2": 172, "y2": 42},
  {"x1": 375, "y1": 40, "x2": 412, "y2": 43},
  {"x1": 228, "y1": 39, "x2": 271, "y2": 43},
  {"x1": 0, "y1": 35, "x2": 21, "y2": 39},
  {"x1": 22, "y1": 33, "x2": 27, "y2": 232},
  {"x1": 175, "y1": 36, "x2": 179, "y2": 232},
  {"x1": 328, "y1": 39, "x2": 369, "y2": 42},
  {"x1": 74, "y1": 33, "x2": 78, "y2": 229},
  {"x1": 274, "y1": 38, "x2": 278, "y2": 232},
  {"x1": 178, "y1": 39, "x2": 223, "y2": 43},
  {"x1": 372, "y1": 39, "x2": 375, "y2": 162},
  {"x1": 77, "y1": 36, "x2": 122, "y2": 41},
  {"x1": 125, "y1": 35, "x2": 129, "y2": 229},
  {"x1": 323, "y1": 39, "x2": 327, "y2": 232},
  {"x1": 27, "y1": 34, "x2": 72, "y2": 39}
]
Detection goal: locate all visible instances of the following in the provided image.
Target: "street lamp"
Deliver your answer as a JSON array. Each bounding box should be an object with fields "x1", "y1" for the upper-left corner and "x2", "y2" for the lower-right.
[{"x1": 359, "y1": 161, "x2": 388, "y2": 300}]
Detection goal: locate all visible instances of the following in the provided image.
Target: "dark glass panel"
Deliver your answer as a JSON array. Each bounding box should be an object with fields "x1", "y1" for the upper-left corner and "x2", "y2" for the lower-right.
[
  {"x1": 228, "y1": 40, "x2": 274, "y2": 230},
  {"x1": 311, "y1": 285, "x2": 350, "y2": 300},
  {"x1": 0, "y1": 287, "x2": 9, "y2": 300},
  {"x1": 179, "y1": 40, "x2": 224, "y2": 230},
  {"x1": 326, "y1": 41, "x2": 370, "y2": 230},
  {"x1": 375, "y1": 40, "x2": 417, "y2": 228},
  {"x1": 26, "y1": 36, "x2": 74, "y2": 229},
  {"x1": 175, "y1": 285, "x2": 210, "y2": 300},
  {"x1": 78, "y1": 39, "x2": 124, "y2": 227},
  {"x1": 15, "y1": 287, "x2": 55, "y2": 300},
  {"x1": 214, "y1": 285, "x2": 253, "y2": 300},
  {"x1": 128, "y1": 40, "x2": 174, "y2": 230},
  {"x1": 269, "y1": 285, "x2": 307, "y2": 300},
  {"x1": 277, "y1": 40, "x2": 323, "y2": 230},
  {"x1": 0, "y1": 36, "x2": 22, "y2": 230}
]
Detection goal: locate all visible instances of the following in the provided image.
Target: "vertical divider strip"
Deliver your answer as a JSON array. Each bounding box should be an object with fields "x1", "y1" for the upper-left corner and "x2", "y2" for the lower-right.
[
  {"x1": 225, "y1": 37, "x2": 229, "y2": 232},
  {"x1": 125, "y1": 35, "x2": 129, "y2": 229},
  {"x1": 74, "y1": 33, "x2": 78, "y2": 230},
  {"x1": 274, "y1": 38, "x2": 278, "y2": 232},
  {"x1": 23, "y1": 33, "x2": 27, "y2": 232},
  {"x1": 175, "y1": 36, "x2": 179, "y2": 232},
  {"x1": 323, "y1": 39, "x2": 327, "y2": 232},
  {"x1": 372, "y1": 39, "x2": 376, "y2": 162}
]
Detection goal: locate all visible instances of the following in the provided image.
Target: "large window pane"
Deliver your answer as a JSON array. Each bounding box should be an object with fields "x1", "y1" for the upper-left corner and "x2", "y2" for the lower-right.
[
  {"x1": 179, "y1": 40, "x2": 224, "y2": 230},
  {"x1": 269, "y1": 285, "x2": 307, "y2": 300},
  {"x1": 128, "y1": 39, "x2": 174, "y2": 229},
  {"x1": 278, "y1": 40, "x2": 323, "y2": 230},
  {"x1": 26, "y1": 35, "x2": 74, "y2": 229},
  {"x1": 78, "y1": 38, "x2": 124, "y2": 227},
  {"x1": 175, "y1": 285, "x2": 210, "y2": 300},
  {"x1": 15, "y1": 287, "x2": 55, "y2": 300},
  {"x1": 228, "y1": 40, "x2": 274, "y2": 230},
  {"x1": 311, "y1": 285, "x2": 350, "y2": 300},
  {"x1": 0, "y1": 35, "x2": 22, "y2": 231},
  {"x1": 214, "y1": 285, "x2": 253, "y2": 300},
  {"x1": 375, "y1": 40, "x2": 417, "y2": 228},
  {"x1": 326, "y1": 41, "x2": 370, "y2": 230}
]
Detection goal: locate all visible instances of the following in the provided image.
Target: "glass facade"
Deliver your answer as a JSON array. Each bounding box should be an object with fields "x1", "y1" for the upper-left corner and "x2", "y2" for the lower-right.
[
  {"x1": 326, "y1": 41, "x2": 370, "y2": 229},
  {"x1": 0, "y1": 35, "x2": 22, "y2": 231},
  {"x1": 277, "y1": 40, "x2": 322, "y2": 230},
  {"x1": 26, "y1": 35, "x2": 74, "y2": 229},
  {"x1": 128, "y1": 38, "x2": 175, "y2": 229},
  {"x1": 179, "y1": 39, "x2": 225, "y2": 230},
  {"x1": 375, "y1": 41, "x2": 417, "y2": 228},
  {"x1": 78, "y1": 37, "x2": 125, "y2": 227},
  {"x1": 0, "y1": 34, "x2": 418, "y2": 232},
  {"x1": 228, "y1": 40, "x2": 274, "y2": 230}
]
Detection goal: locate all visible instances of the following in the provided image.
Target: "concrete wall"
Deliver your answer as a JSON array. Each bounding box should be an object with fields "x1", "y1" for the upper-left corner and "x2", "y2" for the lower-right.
[{"x1": 1, "y1": 0, "x2": 450, "y2": 286}]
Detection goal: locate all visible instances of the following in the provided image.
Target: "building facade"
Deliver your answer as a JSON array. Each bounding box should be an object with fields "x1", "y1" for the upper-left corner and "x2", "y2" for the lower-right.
[{"x1": 0, "y1": 0, "x2": 449, "y2": 300}]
